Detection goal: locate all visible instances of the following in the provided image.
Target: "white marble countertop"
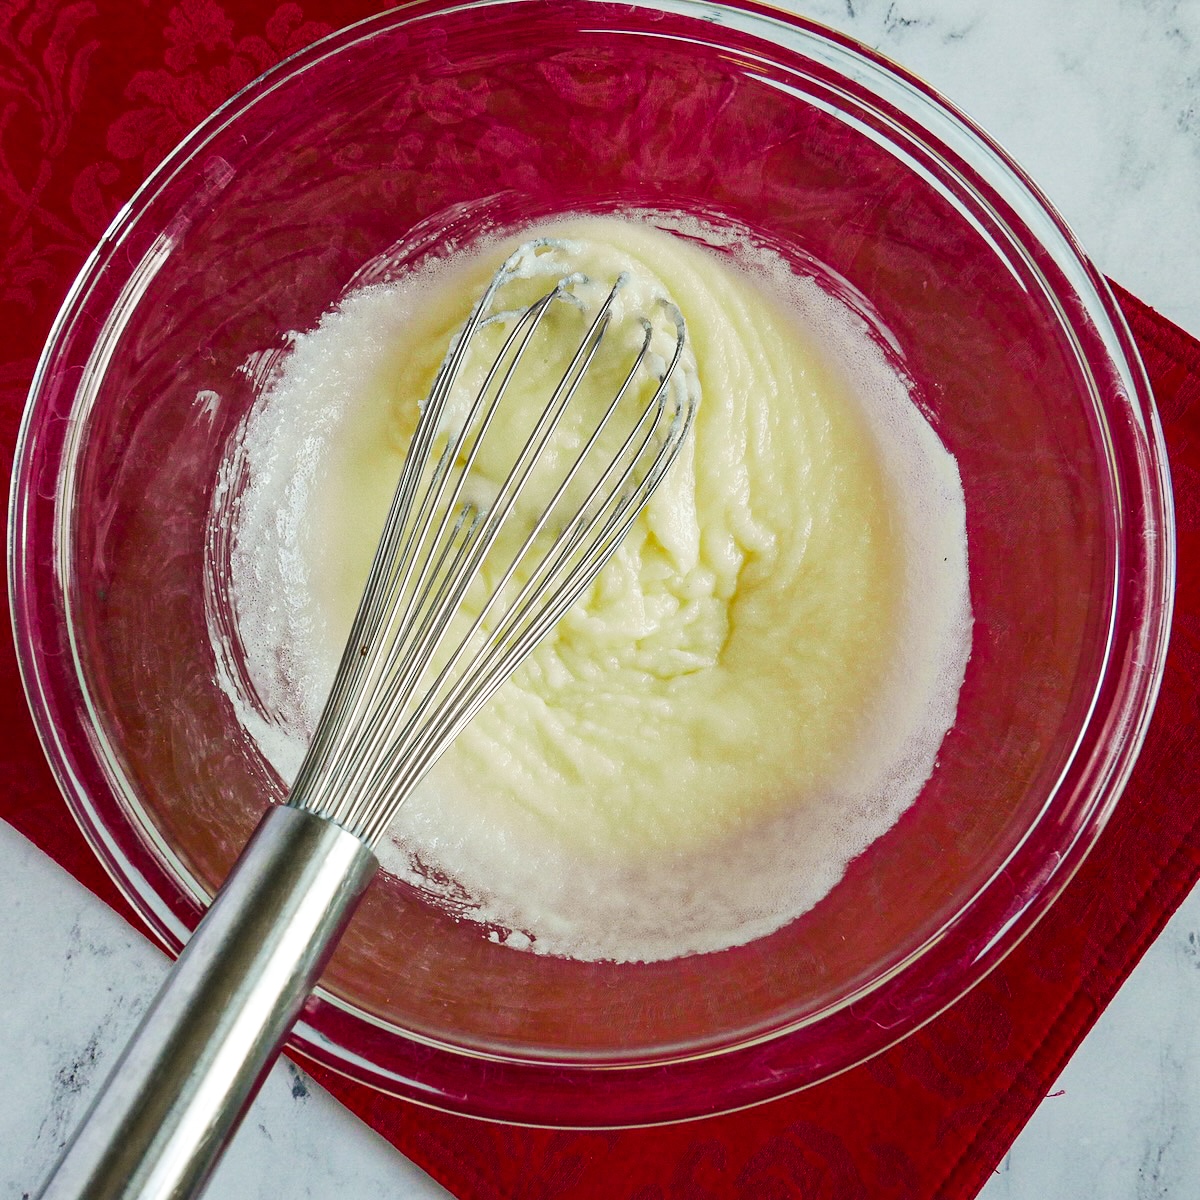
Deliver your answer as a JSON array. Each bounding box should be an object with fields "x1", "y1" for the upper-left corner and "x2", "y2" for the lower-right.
[{"x1": 3, "y1": 1, "x2": 1197, "y2": 1196}]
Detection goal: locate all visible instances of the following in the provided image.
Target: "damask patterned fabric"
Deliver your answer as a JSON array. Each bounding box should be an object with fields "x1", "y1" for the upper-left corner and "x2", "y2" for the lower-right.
[{"x1": 3, "y1": 2, "x2": 1199, "y2": 1197}]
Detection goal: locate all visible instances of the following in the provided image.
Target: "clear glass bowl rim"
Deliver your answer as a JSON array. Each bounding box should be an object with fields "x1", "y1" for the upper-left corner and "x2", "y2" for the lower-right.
[{"x1": 7, "y1": 0, "x2": 1175, "y2": 1126}]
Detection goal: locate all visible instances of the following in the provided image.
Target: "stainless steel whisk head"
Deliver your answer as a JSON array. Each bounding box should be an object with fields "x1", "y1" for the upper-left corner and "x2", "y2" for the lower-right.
[
  {"x1": 36, "y1": 241, "x2": 696, "y2": 1200},
  {"x1": 292, "y1": 242, "x2": 696, "y2": 844}
]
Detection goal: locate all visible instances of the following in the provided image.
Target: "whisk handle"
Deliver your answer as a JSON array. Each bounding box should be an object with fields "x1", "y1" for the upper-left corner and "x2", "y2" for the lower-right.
[{"x1": 35, "y1": 804, "x2": 378, "y2": 1200}]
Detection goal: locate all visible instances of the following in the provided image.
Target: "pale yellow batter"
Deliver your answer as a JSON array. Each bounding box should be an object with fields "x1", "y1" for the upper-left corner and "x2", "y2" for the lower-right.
[
  {"x1": 223, "y1": 214, "x2": 971, "y2": 961},
  {"x1": 310, "y1": 219, "x2": 904, "y2": 855}
]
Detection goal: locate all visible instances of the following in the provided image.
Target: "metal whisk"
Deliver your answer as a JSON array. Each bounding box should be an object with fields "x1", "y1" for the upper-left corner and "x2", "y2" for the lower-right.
[{"x1": 37, "y1": 242, "x2": 696, "y2": 1200}]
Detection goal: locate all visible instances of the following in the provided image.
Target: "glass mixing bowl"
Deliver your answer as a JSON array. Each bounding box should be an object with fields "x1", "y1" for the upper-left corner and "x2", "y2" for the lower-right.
[{"x1": 9, "y1": 0, "x2": 1173, "y2": 1125}]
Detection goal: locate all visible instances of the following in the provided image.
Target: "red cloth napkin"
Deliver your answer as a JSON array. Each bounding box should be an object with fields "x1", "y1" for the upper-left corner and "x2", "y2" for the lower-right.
[{"x1": 3, "y1": 2, "x2": 1199, "y2": 1197}]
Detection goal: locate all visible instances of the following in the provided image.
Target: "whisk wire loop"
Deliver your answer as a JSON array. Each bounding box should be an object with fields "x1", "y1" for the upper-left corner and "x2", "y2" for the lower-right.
[
  {"x1": 309, "y1": 289, "x2": 564, "y2": 808},
  {"x1": 363, "y1": 323, "x2": 687, "y2": 827},
  {"x1": 291, "y1": 253, "x2": 696, "y2": 846},
  {"x1": 370, "y1": 286, "x2": 612, "y2": 712},
  {"x1": 369, "y1": 386, "x2": 691, "y2": 835},
  {"x1": 290, "y1": 265, "x2": 531, "y2": 811},
  {"x1": 356, "y1": 291, "x2": 636, "y2": 791},
  {"x1": 317, "y1": 285, "x2": 608, "y2": 814}
]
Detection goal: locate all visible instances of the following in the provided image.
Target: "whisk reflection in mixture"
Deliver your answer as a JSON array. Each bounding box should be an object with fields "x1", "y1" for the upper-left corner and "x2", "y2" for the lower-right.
[{"x1": 37, "y1": 241, "x2": 695, "y2": 1200}]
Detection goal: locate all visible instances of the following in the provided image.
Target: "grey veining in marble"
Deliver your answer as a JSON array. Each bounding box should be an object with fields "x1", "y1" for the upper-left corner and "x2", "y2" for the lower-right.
[
  {"x1": 0, "y1": 822, "x2": 449, "y2": 1200},
  {"x1": 3, "y1": 1, "x2": 1197, "y2": 1197},
  {"x1": 792, "y1": 0, "x2": 1200, "y2": 340},
  {"x1": 980, "y1": 885, "x2": 1200, "y2": 1200}
]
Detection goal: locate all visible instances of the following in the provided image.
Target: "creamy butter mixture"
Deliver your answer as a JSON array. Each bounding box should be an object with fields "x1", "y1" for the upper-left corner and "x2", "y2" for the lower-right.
[{"x1": 218, "y1": 215, "x2": 971, "y2": 962}]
